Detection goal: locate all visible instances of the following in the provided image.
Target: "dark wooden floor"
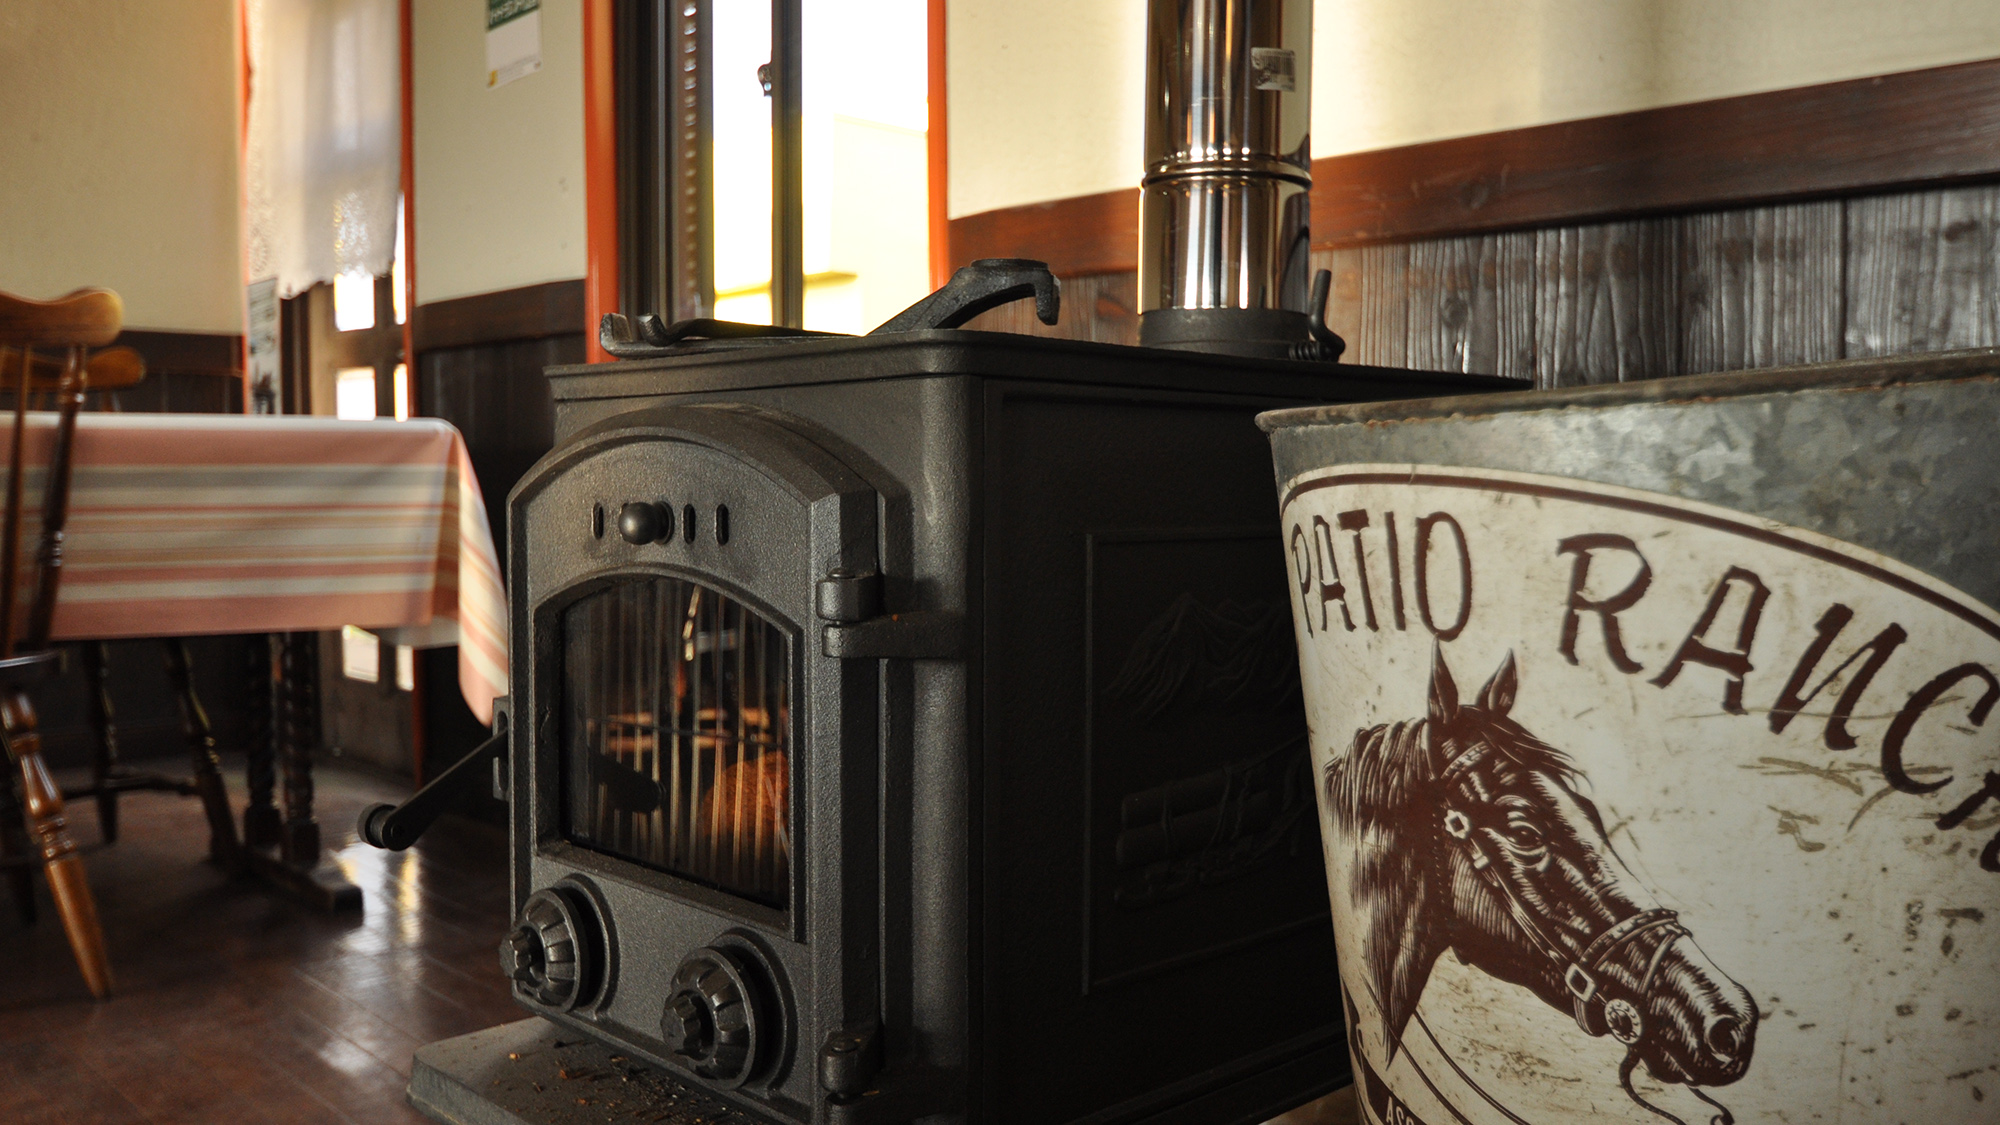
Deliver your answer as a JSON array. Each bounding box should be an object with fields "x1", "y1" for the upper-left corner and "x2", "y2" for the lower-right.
[
  {"x1": 0, "y1": 757, "x2": 1364, "y2": 1125},
  {"x1": 0, "y1": 756, "x2": 520, "y2": 1124}
]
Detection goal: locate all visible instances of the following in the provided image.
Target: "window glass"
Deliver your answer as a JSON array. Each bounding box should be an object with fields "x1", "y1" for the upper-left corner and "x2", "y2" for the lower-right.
[{"x1": 709, "y1": 0, "x2": 930, "y2": 332}]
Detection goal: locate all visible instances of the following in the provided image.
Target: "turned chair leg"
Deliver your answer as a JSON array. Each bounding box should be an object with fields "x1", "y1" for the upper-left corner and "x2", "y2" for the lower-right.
[
  {"x1": 2, "y1": 688, "x2": 111, "y2": 998},
  {"x1": 82, "y1": 641, "x2": 120, "y2": 843}
]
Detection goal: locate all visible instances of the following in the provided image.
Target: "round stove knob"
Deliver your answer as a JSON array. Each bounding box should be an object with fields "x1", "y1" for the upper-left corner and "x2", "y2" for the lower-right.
[
  {"x1": 660, "y1": 945, "x2": 771, "y2": 1088},
  {"x1": 617, "y1": 501, "x2": 670, "y2": 544},
  {"x1": 501, "y1": 886, "x2": 601, "y2": 1011}
]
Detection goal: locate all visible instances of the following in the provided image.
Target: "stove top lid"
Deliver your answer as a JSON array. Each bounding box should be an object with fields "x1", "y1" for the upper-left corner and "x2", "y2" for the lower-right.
[
  {"x1": 546, "y1": 326, "x2": 1526, "y2": 405},
  {"x1": 568, "y1": 257, "x2": 1523, "y2": 404}
]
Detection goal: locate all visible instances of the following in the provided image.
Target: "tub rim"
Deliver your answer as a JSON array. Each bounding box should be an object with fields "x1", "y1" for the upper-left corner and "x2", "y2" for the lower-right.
[{"x1": 1257, "y1": 346, "x2": 2000, "y2": 433}]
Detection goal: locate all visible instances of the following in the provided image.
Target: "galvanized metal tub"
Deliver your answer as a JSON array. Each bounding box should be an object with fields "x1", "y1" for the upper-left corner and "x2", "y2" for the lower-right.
[{"x1": 1260, "y1": 351, "x2": 2000, "y2": 1125}]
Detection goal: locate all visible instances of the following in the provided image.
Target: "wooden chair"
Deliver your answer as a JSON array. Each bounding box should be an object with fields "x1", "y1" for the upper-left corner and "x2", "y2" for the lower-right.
[
  {"x1": 0, "y1": 345, "x2": 247, "y2": 866},
  {"x1": 0, "y1": 287, "x2": 121, "y2": 998}
]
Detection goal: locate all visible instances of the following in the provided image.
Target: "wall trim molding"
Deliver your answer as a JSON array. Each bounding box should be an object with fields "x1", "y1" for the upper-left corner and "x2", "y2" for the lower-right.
[
  {"x1": 411, "y1": 279, "x2": 587, "y2": 352},
  {"x1": 951, "y1": 55, "x2": 2000, "y2": 276}
]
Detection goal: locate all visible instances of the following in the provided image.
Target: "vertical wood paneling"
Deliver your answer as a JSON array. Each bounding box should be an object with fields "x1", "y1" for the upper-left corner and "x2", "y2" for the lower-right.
[
  {"x1": 1079, "y1": 271, "x2": 1141, "y2": 346},
  {"x1": 957, "y1": 182, "x2": 2000, "y2": 380},
  {"x1": 1844, "y1": 183, "x2": 2000, "y2": 357},
  {"x1": 1405, "y1": 232, "x2": 1536, "y2": 379},
  {"x1": 1678, "y1": 202, "x2": 1844, "y2": 374},
  {"x1": 1317, "y1": 244, "x2": 1409, "y2": 368},
  {"x1": 1534, "y1": 220, "x2": 1680, "y2": 388}
]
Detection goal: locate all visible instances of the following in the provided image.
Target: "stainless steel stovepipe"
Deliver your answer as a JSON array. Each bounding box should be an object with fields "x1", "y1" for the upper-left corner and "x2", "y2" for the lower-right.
[{"x1": 1138, "y1": 0, "x2": 1321, "y2": 359}]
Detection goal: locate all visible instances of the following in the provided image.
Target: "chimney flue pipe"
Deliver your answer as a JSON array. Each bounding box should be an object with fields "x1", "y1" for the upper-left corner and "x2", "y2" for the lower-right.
[{"x1": 1139, "y1": 0, "x2": 1334, "y2": 360}]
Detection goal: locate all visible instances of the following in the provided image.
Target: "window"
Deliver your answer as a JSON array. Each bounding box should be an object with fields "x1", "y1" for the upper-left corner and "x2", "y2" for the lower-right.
[
  {"x1": 335, "y1": 366, "x2": 377, "y2": 420},
  {"x1": 332, "y1": 271, "x2": 377, "y2": 332},
  {"x1": 341, "y1": 625, "x2": 381, "y2": 683},
  {"x1": 615, "y1": 1, "x2": 931, "y2": 334}
]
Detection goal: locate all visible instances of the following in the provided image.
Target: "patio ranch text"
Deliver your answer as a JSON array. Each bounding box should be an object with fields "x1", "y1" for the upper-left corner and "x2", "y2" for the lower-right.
[{"x1": 1288, "y1": 506, "x2": 2000, "y2": 874}]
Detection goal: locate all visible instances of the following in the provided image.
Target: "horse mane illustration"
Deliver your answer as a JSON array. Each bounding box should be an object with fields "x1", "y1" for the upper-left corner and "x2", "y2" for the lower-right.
[{"x1": 1325, "y1": 647, "x2": 1757, "y2": 1123}]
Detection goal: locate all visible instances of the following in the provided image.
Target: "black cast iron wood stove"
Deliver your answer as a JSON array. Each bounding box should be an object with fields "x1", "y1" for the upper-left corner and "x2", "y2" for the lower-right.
[
  {"x1": 488, "y1": 256, "x2": 1513, "y2": 1125},
  {"x1": 364, "y1": 3, "x2": 1523, "y2": 1121}
]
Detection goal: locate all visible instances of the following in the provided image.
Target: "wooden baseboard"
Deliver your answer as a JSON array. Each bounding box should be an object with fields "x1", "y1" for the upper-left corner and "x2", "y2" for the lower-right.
[
  {"x1": 951, "y1": 55, "x2": 2000, "y2": 274},
  {"x1": 412, "y1": 279, "x2": 587, "y2": 352}
]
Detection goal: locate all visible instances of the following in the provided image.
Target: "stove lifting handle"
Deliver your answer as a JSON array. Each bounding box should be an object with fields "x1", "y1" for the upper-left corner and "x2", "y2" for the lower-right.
[
  {"x1": 869, "y1": 258, "x2": 1060, "y2": 334},
  {"x1": 357, "y1": 709, "x2": 510, "y2": 851}
]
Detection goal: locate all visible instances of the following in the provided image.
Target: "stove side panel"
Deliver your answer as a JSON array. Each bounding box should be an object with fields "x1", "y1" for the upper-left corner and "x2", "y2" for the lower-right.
[{"x1": 979, "y1": 381, "x2": 1347, "y2": 1125}]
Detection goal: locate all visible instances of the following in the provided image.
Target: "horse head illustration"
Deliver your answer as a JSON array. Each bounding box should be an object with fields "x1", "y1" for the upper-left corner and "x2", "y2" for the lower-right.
[{"x1": 1326, "y1": 647, "x2": 1757, "y2": 1106}]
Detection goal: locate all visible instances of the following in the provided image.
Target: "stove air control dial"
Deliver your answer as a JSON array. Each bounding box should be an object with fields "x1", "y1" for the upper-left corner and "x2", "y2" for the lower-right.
[
  {"x1": 502, "y1": 886, "x2": 603, "y2": 1011},
  {"x1": 660, "y1": 943, "x2": 777, "y2": 1088}
]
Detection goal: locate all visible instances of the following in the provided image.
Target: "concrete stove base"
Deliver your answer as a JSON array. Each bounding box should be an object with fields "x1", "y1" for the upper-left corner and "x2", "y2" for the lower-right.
[
  {"x1": 408, "y1": 1017, "x2": 766, "y2": 1125},
  {"x1": 408, "y1": 1018, "x2": 1361, "y2": 1125}
]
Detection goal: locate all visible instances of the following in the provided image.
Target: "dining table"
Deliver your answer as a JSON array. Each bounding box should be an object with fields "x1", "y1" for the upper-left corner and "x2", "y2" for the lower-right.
[{"x1": 8, "y1": 410, "x2": 507, "y2": 908}]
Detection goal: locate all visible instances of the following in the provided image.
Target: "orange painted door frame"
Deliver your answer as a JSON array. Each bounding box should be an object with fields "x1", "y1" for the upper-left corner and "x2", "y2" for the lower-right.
[
  {"x1": 582, "y1": 0, "x2": 619, "y2": 364},
  {"x1": 400, "y1": 0, "x2": 427, "y2": 783},
  {"x1": 928, "y1": 0, "x2": 950, "y2": 288}
]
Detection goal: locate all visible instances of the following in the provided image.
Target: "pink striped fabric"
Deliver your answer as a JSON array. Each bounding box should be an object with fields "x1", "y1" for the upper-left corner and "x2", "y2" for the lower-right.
[{"x1": 0, "y1": 413, "x2": 507, "y2": 723}]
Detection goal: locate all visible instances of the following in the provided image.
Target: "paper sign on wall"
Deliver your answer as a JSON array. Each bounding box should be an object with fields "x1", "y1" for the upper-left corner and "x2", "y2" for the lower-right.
[
  {"x1": 246, "y1": 277, "x2": 280, "y2": 414},
  {"x1": 487, "y1": 0, "x2": 542, "y2": 88}
]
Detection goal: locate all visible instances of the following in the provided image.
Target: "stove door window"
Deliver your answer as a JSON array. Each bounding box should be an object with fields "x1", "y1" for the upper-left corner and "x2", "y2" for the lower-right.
[{"x1": 561, "y1": 577, "x2": 791, "y2": 909}]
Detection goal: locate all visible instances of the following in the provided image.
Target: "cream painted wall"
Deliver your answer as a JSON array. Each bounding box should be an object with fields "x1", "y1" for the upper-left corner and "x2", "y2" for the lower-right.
[
  {"x1": 0, "y1": 0, "x2": 243, "y2": 333},
  {"x1": 948, "y1": 0, "x2": 2000, "y2": 218},
  {"x1": 412, "y1": 0, "x2": 586, "y2": 304},
  {"x1": 947, "y1": 0, "x2": 1147, "y2": 221},
  {"x1": 1317, "y1": 0, "x2": 2000, "y2": 158}
]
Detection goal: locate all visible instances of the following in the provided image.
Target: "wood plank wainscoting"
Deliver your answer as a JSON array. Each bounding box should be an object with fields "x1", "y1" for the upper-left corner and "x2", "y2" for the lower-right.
[
  {"x1": 408, "y1": 279, "x2": 580, "y2": 781},
  {"x1": 956, "y1": 56, "x2": 2000, "y2": 385}
]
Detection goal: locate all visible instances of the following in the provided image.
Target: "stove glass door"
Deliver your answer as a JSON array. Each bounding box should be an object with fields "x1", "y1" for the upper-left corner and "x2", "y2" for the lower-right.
[{"x1": 560, "y1": 575, "x2": 791, "y2": 908}]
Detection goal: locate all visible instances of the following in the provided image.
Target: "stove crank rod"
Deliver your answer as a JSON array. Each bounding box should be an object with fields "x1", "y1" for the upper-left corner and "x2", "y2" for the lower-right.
[{"x1": 357, "y1": 707, "x2": 509, "y2": 852}]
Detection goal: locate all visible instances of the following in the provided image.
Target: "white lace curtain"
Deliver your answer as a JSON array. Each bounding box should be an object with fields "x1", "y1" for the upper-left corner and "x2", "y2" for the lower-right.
[{"x1": 244, "y1": 0, "x2": 401, "y2": 297}]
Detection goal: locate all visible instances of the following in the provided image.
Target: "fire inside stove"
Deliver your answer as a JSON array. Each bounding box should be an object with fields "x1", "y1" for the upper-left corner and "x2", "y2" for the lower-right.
[{"x1": 560, "y1": 577, "x2": 793, "y2": 908}]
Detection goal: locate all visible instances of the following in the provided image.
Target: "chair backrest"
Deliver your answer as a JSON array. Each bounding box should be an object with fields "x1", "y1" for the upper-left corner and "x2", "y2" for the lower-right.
[
  {"x1": 0, "y1": 290, "x2": 122, "y2": 350},
  {"x1": 0, "y1": 288, "x2": 124, "y2": 657}
]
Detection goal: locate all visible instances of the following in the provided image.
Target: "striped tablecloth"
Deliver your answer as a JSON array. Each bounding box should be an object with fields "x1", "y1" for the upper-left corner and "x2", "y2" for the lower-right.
[{"x1": 2, "y1": 413, "x2": 507, "y2": 723}]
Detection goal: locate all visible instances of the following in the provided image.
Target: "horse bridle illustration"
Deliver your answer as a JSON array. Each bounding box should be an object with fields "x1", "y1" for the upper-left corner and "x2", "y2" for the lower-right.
[
  {"x1": 1437, "y1": 740, "x2": 1687, "y2": 1045},
  {"x1": 1436, "y1": 741, "x2": 1734, "y2": 1125}
]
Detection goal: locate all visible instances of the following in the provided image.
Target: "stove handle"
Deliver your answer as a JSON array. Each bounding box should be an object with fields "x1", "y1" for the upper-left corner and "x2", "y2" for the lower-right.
[
  {"x1": 357, "y1": 710, "x2": 509, "y2": 851},
  {"x1": 599, "y1": 313, "x2": 843, "y2": 357},
  {"x1": 869, "y1": 258, "x2": 1061, "y2": 335},
  {"x1": 822, "y1": 611, "x2": 965, "y2": 661}
]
